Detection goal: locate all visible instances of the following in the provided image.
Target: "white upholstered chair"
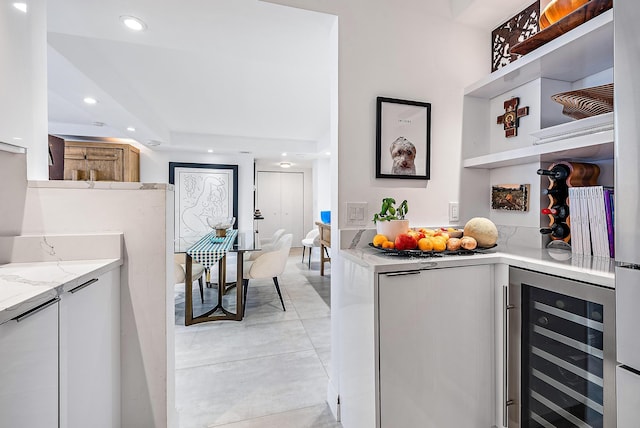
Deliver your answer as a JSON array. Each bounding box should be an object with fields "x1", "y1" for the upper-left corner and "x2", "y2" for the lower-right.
[
  {"x1": 242, "y1": 234, "x2": 292, "y2": 313},
  {"x1": 174, "y1": 253, "x2": 206, "y2": 303},
  {"x1": 246, "y1": 228, "x2": 286, "y2": 261},
  {"x1": 301, "y1": 229, "x2": 320, "y2": 268}
]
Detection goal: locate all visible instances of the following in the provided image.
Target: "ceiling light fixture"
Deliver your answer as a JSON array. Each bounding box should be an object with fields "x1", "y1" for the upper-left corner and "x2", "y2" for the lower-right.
[
  {"x1": 13, "y1": 2, "x2": 27, "y2": 12},
  {"x1": 127, "y1": 126, "x2": 136, "y2": 132},
  {"x1": 280, "y1": 162, "x2": 292, "y2": 168},
  {"x1": 120, "y1": 15, "x2": 147, "y2": 32},
  {"x1": 83, "y1": 97, "x2": 98, "y2": 105},
  {"x1": 147, "y1": 140, "x2": 161, "y2": 147},
  {"x1": 281, "y1": 152, "x2": 287, "y2": 157},
  {"x1": 207, "y1": 149, "x2": 213, "y2": 153},
  {"x1": 325, "y1": 151, "x2": 331, "y2": 156}
]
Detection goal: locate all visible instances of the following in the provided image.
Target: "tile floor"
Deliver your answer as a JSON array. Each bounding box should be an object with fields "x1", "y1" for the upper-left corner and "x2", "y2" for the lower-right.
[{"x1": 174, "y1": 248, "x2": 340, "y2": 428}]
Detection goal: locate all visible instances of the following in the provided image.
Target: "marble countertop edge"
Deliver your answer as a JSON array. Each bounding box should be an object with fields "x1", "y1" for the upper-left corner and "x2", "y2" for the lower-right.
[
  {"x1": 0, "y1": 258, "x2": 122, "y2": 326},
  {"x1": 340, "y1": 247, "x2": 615, "y2": 288}
]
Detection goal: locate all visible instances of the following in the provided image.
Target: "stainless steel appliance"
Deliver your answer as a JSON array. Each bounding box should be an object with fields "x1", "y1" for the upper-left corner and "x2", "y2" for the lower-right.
[
  {"x1": 614, "y1": 2, "x2": 640, "y2": 426},
  {"x1": 506, "y1": 267, "x2": 616, "y2": 428}
]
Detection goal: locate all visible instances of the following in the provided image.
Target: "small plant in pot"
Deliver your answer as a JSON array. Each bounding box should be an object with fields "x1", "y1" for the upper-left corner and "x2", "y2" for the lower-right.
[{"x1": 372, "y1": 198, "x2": 409, "y2": 241}]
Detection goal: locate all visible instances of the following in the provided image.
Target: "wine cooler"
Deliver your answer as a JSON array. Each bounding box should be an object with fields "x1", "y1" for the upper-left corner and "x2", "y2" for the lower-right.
[{"x1": 506, "y1": 267, "x2": 616, "y2": 428}]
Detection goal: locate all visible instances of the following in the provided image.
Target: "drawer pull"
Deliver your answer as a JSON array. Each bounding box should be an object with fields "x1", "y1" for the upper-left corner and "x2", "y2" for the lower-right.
[
  {"x1": 15, "y1": 297, "x2": 60, "y2": 322},
  {"x1": 69, "y1": 278, "x2": 99, "y2": 293},
  {"x1": 383, "y1": 270, "x2": 421, "y2": 277}
]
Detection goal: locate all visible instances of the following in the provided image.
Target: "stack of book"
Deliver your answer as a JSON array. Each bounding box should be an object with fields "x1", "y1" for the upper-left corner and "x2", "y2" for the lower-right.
[{"x1": 568, "y1": 186, "x2": 614, "y2": 258}]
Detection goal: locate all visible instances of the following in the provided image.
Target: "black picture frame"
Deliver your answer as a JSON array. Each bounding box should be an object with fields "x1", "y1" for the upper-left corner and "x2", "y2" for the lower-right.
[
  {"x1": 169, "y1": 162, "x2": 239, "y2": 251},
  {"x1": 376, "y1": 97, "x2": 431, "y2": 180}
]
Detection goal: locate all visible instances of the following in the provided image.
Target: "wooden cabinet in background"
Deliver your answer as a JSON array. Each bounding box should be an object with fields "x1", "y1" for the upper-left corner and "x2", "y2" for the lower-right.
[{"x1": 64, "y1": 141, "x2": 140, "y2": 182}]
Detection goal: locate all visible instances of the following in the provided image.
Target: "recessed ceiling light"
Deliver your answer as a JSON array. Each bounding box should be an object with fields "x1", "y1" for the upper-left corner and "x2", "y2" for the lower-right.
[
  {"x1": 83, "y1": 97, "x2": 98, "y2": 105},
  {"x1": 92, "y1": 121, "x2": 105, "y2": 127},
  {"x1": 13, "y1": 3, "x2": 27, "y2": 12},
  {"x1": 127, "y1": 126, "x2": 136, "y2": 132},
  {"x1": 12, "y1": 137, "x2": 22, "y2": 141},
  {"x1": 281, "y1": 152, "x2": 287, "y2": 157},
  {"x1": 325, "y1": 151, "x2": 331, "y2": 156},
  {"x1": 120, "y1": 15, "x2": 147, "y2": 31},
  {"x1": 280, "y1": 162, "x2": 292, "y2": 168},
  {"x1": 147, "y1": 140, "x2": 161, "y2": 146},
  {"x1": 207, "y1": 149, "x2": 213, "y2": 153}
]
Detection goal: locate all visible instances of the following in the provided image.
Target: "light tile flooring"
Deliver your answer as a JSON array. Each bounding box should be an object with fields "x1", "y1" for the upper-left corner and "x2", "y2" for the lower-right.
[{"x1": 174, "y1": 248, "x2": 340, "y2": 428}]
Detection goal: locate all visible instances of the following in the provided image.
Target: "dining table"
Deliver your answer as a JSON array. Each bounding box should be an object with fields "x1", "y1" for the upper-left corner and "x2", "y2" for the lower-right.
[{"x1": 176, "y1": 229, "x2": 259, "y2": 325}]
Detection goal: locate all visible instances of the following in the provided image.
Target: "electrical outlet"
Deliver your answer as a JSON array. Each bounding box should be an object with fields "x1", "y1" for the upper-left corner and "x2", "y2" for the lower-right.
[{"x1": 449, "y1": 202, "x2": 459, "y2": 223}]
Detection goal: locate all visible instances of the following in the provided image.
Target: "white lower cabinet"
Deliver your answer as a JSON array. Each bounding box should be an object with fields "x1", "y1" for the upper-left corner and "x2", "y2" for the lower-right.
[
  {"x1": 0, "y1": 298, "x2": 60, "y2": 427},
  {"x1": 60, "y1": 268, "x2": 120, "y2": 428},
  {"x1": 378, "y1": 265, "x2": 494, "y2": 427}
]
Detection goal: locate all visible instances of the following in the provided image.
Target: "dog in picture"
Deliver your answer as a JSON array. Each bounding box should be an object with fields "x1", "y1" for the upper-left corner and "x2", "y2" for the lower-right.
[{"x1": 390, "y1": 136, "x2": 416, "y2": 175}]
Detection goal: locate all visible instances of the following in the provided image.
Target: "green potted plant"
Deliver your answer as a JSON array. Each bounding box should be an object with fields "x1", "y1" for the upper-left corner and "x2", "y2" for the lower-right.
[{"x1": 372, "y1": 197, "x2": 409, "y2": 241}]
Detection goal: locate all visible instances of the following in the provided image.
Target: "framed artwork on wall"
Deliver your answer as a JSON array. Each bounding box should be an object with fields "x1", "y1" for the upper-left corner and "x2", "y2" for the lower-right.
[
  {"x1": 375, "y1": 97, "x2": 431, "y2": 180},
  {"x1": 491, "y1": 183, "x2": 530, "y2": 211},
  {"x1": 169, "y1": 162, "x2": 238, "y2": 251}
]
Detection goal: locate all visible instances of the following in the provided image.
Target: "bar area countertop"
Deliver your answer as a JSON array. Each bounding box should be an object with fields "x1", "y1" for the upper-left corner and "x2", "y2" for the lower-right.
[{"x1": 340, "y1": 229, "x2": 615, "y2": 288}]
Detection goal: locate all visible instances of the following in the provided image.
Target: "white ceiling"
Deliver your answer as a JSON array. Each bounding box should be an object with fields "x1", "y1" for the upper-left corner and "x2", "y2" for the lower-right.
[
  {"x1": 46, "y1": 0, "x2": 535, "y2": 161},
  {"x1": 46, "y1": 0, "x2": 336, "y2": 161}
]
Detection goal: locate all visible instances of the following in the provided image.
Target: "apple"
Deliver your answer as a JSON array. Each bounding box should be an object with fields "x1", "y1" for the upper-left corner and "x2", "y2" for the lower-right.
[
  {"x1": 394, "y1": 233, "x2": 418, "y2": 251},
  {"x1": 407, "y1": 230, "x2": 425, "y2": 241}
]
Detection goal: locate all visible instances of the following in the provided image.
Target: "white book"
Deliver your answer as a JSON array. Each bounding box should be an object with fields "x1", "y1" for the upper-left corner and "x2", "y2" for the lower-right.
[
  {"x1": 593, "y1": 186, "x2": 610, "y2": 258},
  {"x1": 568, "y1": 187, "x2": 582, "y2": 254},
  {"x1": 580, "y1": 187, "x2": 592, "y2": 256},
  {"x1": 587, "y1": 186, "x2": 603, "y2": 257}
]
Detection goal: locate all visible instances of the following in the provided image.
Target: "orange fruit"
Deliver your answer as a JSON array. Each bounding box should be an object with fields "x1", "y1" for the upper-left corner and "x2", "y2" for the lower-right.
[
  {"x1": 382, "y1": 240, "x2": 395, "y2": 249},
  {"x1": 417, "y1": 237, "x2": 433, "y2": 251},
  {"x1": 432, "y1": 236, "x2": 447, "y2": 252},
  {"x1": 372, "y1": 234, "x2": 388, "y2": 247}
]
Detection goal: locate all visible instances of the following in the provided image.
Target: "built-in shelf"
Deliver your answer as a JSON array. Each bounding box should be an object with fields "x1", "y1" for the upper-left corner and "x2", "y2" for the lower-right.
[
  {"x1": 465, "y1": 9, "x2": 613, "y2": 99},
  {"x1": 463, "y1": 129, "x2": 614, "y2": 169}
]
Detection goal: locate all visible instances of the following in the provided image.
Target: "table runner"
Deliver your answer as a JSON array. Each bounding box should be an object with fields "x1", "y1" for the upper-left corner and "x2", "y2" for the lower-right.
[{"x1": 186, "y1": 229, "x2": 238, "y2": 268}]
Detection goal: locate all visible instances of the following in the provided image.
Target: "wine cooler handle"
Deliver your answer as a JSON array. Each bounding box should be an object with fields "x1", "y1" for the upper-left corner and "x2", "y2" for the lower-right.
[{"x1": 504, "y1": 285, "x2": 515, "y2": 427}]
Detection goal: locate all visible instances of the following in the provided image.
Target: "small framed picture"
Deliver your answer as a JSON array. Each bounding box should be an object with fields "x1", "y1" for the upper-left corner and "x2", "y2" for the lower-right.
[
  {"x1": 491, "y1": 183, "x2": 530, "y2": 211},
  {"x1": 376, "y1": 97, "x2": 431, "y2": 180}
]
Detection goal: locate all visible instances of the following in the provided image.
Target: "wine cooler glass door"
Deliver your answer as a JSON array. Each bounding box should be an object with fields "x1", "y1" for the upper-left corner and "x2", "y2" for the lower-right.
[{"x1": 508, "y1": 268, "x2": 615, "y2": 428}]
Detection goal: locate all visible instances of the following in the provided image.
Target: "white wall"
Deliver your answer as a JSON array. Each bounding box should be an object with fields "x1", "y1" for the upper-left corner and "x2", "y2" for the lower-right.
[
  {"x1": 313, "y1": 157, "x2": 331, "y2": 222},
  {"x1": 0, "y1": 0, "x2": 48, "y2": 180}
]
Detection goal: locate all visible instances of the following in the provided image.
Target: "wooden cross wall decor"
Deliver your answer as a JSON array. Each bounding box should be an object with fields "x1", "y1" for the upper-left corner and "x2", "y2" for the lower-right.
[{"x1": 496, "y1": 97, "x2": 529, "y2": 137}]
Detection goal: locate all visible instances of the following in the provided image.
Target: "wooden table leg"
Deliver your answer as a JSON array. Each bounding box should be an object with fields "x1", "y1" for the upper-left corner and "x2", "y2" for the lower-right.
[
  {"x1": 185, "y1": 254, "x2": 194, "y2": 326},
  {"x1": 236, "y1": 251, "x2": 244, "y2": 320}
]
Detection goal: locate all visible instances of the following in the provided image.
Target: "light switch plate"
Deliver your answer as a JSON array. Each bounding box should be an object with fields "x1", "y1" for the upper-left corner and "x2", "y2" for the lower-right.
[
  {"x1": 449, "y1": 202, "x2": 459, "y2": 223},
  {"x1": 346, "y1": 202, "x2": 368, "y2": 226}
]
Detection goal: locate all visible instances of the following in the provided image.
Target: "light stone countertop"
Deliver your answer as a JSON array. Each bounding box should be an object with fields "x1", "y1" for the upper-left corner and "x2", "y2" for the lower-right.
[
  {"x1": 0, "y1": 258, "x2": 121, "y2": 325},
  {"x1": 340, "y1": 244, "x2": 615, "y2": 288}
]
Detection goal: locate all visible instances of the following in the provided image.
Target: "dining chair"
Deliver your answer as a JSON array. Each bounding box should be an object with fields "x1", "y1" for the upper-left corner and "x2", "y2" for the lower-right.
[
  {"x1": 242, "y1": 233, "x2": 292, "y2": 313},
  {"x1": 174, "y1": 253, "x2": 206, "y2": 303},
  {"x1": 246, "y1": 228, "x2": 286, "y2": 262},
  {"x1": 301, "y1": 228, "x2": 320, "y2": 268}
]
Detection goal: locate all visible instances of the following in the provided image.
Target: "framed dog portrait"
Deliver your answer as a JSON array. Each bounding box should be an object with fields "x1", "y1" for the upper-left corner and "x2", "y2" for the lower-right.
[{"x1": 376, "y1": 97, "x2": 431, "y2": 180}]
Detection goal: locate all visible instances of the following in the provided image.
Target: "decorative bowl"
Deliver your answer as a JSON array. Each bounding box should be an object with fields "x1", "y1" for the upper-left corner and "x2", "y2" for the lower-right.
[
  {"x1": 206, "y1": 217, "x2": 236, "y2": 237},
  {"x1": 551, "y1": 83, "x2": 613, "y2": 120},
  {"x1": 539, "y1": 0, "x2": 589, "y2": 29}
]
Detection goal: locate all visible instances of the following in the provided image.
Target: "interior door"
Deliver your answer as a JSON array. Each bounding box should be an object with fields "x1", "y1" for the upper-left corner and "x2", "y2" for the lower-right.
[{"x1": 256, "y1": 171, "x2": 304, "y2": 246}]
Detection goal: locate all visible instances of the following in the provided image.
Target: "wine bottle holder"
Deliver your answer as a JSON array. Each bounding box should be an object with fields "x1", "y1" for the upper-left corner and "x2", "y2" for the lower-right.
[{"x1": 538, "y1": 161, "x2": 600, "y2": 244}]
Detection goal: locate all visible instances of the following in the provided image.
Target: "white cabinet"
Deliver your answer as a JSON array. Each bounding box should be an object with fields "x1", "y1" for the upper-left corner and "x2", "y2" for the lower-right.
[
  {"x1": 378, "y1": 265, "x2": 494, "y2": 427},
  {"x1": 60, "y1": 268, "x2": 120, "y2": 428},
  {"x1": 256, "y1": 171, "x2": 304, "y2": 244},
  {"x1": 0, "y1": 298, "x2": 60, "y2": 427}
]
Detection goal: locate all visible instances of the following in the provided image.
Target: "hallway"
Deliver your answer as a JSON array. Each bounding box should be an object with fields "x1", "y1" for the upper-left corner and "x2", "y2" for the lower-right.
[{"x1": 174, "y1": 249, "x2": 339, "y2": 427}]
